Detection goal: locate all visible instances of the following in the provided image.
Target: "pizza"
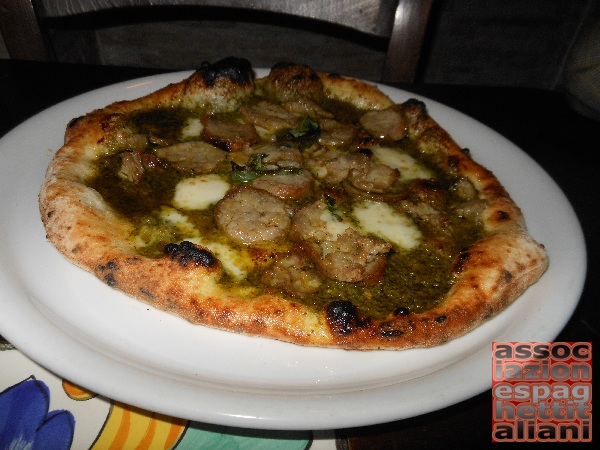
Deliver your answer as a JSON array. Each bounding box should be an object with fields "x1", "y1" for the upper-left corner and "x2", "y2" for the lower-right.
[{"x1": 39, "y1": 57, "x2": 548, "y2": 350}]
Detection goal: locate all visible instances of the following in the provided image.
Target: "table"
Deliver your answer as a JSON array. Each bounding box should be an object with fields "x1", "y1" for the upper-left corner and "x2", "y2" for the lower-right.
[{"x1": 1, "y1": 59, "x2": 596, "y2": 448}]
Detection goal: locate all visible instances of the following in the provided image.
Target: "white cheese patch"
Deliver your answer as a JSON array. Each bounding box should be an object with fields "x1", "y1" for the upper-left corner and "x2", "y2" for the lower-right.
[
  {"x1": 132, "y1": 234, "x2": 152, "y2": 250},
  {"x1": 173, "y1": 174, "x2": 230, "y2": 210},
  {"x1": 159, "y1": 206, "x2": 199, "y2": 236},
  {"x1": 353, "y1": 200, "x2": 421, "y2": 249},
  {"x1": 181, "y1": 117, "x2": 203, "y2": 138},
  {"x1": 132, "y1": 206, "x2": 199, "y2": 249},
  {"x1": 159, "y1": 206, "x2": 251, "y2": 280},
  {"x1": 254, "y1": 125, "x2": 275, "y2": 141},
  {"x1": 319, "y1": 209, "x2": 353, "y2": 238},
  {"x1": 371, "y1": 146, "x2": 433, "y2": 182},
  {"x1": 313, "y1": 166, "x2": 328, "y2": 179},
  {"x1": 188, "y1": 238, "x2": 252, "y2": 280}
]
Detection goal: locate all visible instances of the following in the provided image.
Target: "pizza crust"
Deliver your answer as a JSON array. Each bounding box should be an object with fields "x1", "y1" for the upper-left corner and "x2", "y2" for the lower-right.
[{"x1": 40, "y1": 58, "x2": 548, "y2": 350}]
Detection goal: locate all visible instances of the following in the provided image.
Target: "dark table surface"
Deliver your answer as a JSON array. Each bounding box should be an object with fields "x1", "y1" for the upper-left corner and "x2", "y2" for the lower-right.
[{"x1": 1, "y1": 59, "x2": 597, "y2": 448}]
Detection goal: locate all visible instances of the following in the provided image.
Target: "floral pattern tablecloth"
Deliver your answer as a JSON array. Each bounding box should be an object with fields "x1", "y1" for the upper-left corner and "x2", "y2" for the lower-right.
[{"x1": 1, "y1": 340, "x2": 334, "y2": 449}]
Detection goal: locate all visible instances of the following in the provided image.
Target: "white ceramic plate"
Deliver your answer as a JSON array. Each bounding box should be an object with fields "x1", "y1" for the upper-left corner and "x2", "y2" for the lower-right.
[{"x1": 0, "y1": 71, "x2": 586, "y2": 430}]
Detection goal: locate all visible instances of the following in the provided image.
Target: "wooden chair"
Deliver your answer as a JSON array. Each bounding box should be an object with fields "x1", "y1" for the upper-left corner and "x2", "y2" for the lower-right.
[{"x1": 0, "y1": 0, "x2": 433, "y2": 83}]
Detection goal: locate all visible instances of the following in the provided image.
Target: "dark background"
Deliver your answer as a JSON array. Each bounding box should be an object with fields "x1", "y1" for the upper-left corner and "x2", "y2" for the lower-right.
[{"x1": 1, "y1": 0, "x2": 597, "y2": 90}]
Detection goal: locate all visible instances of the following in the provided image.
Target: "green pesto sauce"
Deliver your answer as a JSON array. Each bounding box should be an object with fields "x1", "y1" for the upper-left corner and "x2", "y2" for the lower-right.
[
  {"x1": 86, "y1": 96, "x2": 484, "y2": 320},
  {"x1": 88, "y1": 154, "x2": 185, "y2": 221},
  {"x1": 316, "y1": 248, "x2": 452, "y2": 316},
  {"x1": 310, "y1": 219, "x2": 482, "y2": 318},
  {"x1": 129, "y1": 107, "x2": 191, "y2": 140},
  {"x1": 320, "y1": 97, "x2": 365, "y2": 124}
]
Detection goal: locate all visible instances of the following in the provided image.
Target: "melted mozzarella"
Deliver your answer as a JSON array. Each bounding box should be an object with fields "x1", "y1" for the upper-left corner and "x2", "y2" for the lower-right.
[
  {"x1": 319, "y1": 209, "x2": 353, "y2": 238},
  {"x1": 181, "y1": 117, "x2": 203, "y2": 138},
  {"x1": 371, "y1": 146, "x2": 433, "y2": 182},
  {"x1": 189, "y1": 238, "x2": 252, "y2": 280},
  {"x1": 159, "y1": 206, "x2": 198, "y2": 236},
  {"x1": 353, "y1": 200, "x2": 421, "y2": 249},
  {"x1": 159, "y1": 206, "x2": 251, "y2": 280},
  {"x1": 173, "y1": 175, "x2": 230, "y2": 210}
]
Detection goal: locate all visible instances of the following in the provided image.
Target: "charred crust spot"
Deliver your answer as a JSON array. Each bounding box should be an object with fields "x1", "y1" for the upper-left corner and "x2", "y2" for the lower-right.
[
  {"x1": 198, "y1": 57, "x2": 253, "y2": 87},
  {"x1": 327, "y1": 300, "x2": 365, "y2": 335},
  {"x1": 104, "y1": 273, "x2": 117, "y2": 287},
  {"x1": 496, "y1": 210, "x2": 510, "y2": 221},
  {"x1": 326, "y1": 72, "x2": 342, "y2": 78},
  {"x1": 97, "y1": 261, "x2": 118, "y2": 271},
  {"x1": 381, "y1": 329, "x2": 404, "y2": 338},
  {"x1": 461, "y1": 147, "x2": 471, "y2": 156},
  {"x1": 67, "y1": 116, "x2": 84, "y2": 128},
  {"x1": 140, "y1": 288, "x2": 154, "y2": 299},
  {"x1": 164, "y1": 241, "x2": 217, "y2": 268},
  {"x1": 271, "y1": 61, "x2": 296, "y2": 71},
  {"x1": 503, "y1": 270, "x2": 513, "y2": 281},
  {"x1": 458, "y1": 251, "x2": 471, "y2": 262},
  {"x1": 452, "y1": 250, "x2": 471, "y2": 273},
  {"x1": 394, "y1": 307, "x2": 411, "y2": 316},
  {"x1": 379, "y1": 321, "x2": 404, "y2": 337},
  {"x1": 97, "y1": 261, "x2": 118, "y2": 287},
  {"x1": 434, "y1": 315, "x2": 447, "y2": 323},
  {"x1": 296, "y1": 71, "x2": 320, "y2": 82},
  {"x1": 46, "y1": 210, "x2": 54, "y2": 218},
  {"x1": 403, "y1": 98, "x2": 427, "y2": 113}
]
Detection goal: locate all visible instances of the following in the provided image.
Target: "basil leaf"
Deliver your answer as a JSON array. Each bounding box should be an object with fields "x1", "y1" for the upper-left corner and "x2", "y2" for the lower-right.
[
  {"x1": 248, "y1": 153, "x2": 268, "y2": 171},
  {"x1": 277, "y1": 116, "x2": 320, "y2": 149},
  {"x1": 290, "y1": 116, "x2": 319, "y2": 138},
  {"x1": 230, "y1": 170, "x2": 263, "y2": 183},
  {"x1": 324, "y1": 194, "x2": 343, "y2": 222}
]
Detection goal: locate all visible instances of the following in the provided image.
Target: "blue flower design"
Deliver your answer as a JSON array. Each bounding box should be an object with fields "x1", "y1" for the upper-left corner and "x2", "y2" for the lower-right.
[{"x1": 0, "y1": 377, "x2": 75, "y2": 450}]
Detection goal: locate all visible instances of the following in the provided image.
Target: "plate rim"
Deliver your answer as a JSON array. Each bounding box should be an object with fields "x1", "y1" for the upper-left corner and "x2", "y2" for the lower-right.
[{"x1": 0, "y1": 70, "x2": 586, "y2": 430}]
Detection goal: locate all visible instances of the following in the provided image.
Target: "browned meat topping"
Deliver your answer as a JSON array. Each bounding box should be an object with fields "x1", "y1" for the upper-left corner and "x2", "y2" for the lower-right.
[
  {"x1": 292, "y1": 199, "x2": 392, "y2": 284},
  {"x1": 155, "y1": 141, "x2": 227, "y2": 173},
  {"x1": 359, "y1": 105, "x2": 407, "y2": 141},
  {"x1": 283, "y1": 98, "x2": 334, "y2": 119},
  {"x1": 202, "y1": 115, "x2": 259, "y2": 152},
  {"x1": 118, "y1": 151, "x2": 145, "y2": 183},
  {"x1": 90, "y1": 60, "x2": 489, "y2": 321},
  {"x1": 261, "y1": 62, "x2": 324, "y2": 102},
  {"x1": 251, "y1": 170, "x2": 315, "y2": 200},
  {"x1": 317, "y1": 118, "x2": 357, "y2": 148},
  {"x1": 304, "y1": 147, "x2": 365, "y2": 185},
  {"x1": 239, "y1": 101, "x2": 299, "y2": 134},
  {"x1": 347, "y1": 161, "x2": 399, "y2": 193},
  {"x1": 214, "y1": 187, "x2": 291, "y2": 245},
  {"x1": 261, "y1": 251, "x2": 322, "y2": 298}
]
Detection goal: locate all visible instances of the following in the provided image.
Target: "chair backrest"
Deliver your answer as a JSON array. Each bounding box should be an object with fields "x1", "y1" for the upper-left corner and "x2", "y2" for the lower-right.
[{"x1": 0, "y1": 0, "x2": 432, "y2": 83}]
